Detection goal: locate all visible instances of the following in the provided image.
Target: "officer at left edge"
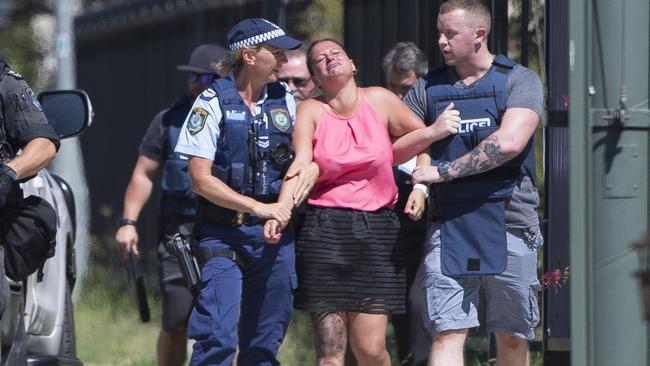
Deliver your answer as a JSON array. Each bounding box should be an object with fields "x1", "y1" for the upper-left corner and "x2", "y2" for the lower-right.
[
  {"x1": 0, "y1": 58, "x2": 60, "y2": 348},
  {"x1": 174, "y1": 18, "x2": 317, "y2": 365}
]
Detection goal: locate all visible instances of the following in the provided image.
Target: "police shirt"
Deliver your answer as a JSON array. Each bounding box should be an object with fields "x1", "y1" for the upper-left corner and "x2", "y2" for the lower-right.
[
  {"x1": 403, "y1": 64, "x2": 543, "y2": 229},
  {"x1": 0, "y1": 64, "x2": 60, "y2": 155},
  {"x1": 174, "y1": 83, "x2": 296, "y2": 160}
]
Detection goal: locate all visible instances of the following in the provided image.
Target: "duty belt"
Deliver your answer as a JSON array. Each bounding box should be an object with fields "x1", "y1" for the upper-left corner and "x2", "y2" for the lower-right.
[
  {"x1": 197, "y1": 202, "x2": 268, "y2": 227},
  {"x1": 195, "y1": 246, "x2": 247, "y2": 270}
]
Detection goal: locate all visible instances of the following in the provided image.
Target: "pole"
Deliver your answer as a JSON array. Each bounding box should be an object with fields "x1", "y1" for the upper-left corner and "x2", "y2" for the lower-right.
[{"x1": 51, "y1": 0, "x2": 90, "y2": 300}]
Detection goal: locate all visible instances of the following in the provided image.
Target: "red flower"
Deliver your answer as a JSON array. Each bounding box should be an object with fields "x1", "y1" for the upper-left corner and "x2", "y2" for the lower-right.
[{"x1": 542, "y1": 266, "x2": 570, "y2": 293}]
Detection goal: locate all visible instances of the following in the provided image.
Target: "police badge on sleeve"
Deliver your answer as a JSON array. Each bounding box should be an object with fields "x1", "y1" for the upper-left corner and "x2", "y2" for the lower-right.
[
  {"x1": 188, "y1": 107, "x2": 208, "y2": 135},
  {"x1": 25, "y1": 88, "x2": 43, "y2": 111},
  {"x1": 270, "y1": 109, "x2": 290, "y2": 132}
]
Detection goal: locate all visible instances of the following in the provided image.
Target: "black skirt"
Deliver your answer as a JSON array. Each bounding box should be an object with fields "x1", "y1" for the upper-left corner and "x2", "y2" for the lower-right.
[{"x1": 295, "y1": 206, "x2": 406, "y2": 315}]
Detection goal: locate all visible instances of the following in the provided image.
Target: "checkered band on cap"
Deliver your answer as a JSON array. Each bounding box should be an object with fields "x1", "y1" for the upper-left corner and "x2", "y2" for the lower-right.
[{"x1": 229, "y1": 29, "x2": 286, "y2": 50}]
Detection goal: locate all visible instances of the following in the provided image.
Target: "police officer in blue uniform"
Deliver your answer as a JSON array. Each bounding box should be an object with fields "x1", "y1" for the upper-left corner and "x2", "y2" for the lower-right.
[
  {"x1": 174, "y1": 18, "x2": 304, "y2": 366},
  {"x1": 0, "y1": 58, "x2": 59, "y2": 356},
  {"x1": 115, "y1": 44, "x2": 228, "y2": 366},
  {"x1": 405, "y1": 1, "x2": 544, "y2": 365}
]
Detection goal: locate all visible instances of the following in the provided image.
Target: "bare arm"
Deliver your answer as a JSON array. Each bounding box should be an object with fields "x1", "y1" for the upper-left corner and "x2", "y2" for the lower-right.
[
  {"x1": 391, "y1": 102, "x2": 461, "y2": 164},
  {"x1": 115, "y1": 155, "x2": 160, "y2": 258},
  {"x1": 264, "y1": 100, "x2": 318, "y2": 242},
  {"x1": 283, "y1": 100, "x2": 318, "y2": 206},
  {"x1": 404, "y1": 151, "x2": 431, "y2": 221},
  {"x1": 120, "y1": 155, "x2": 160, "y2": 221},
  {"x1": 412, "y1": 107, "x2": 539, "y2": 184},
  {"x1": 6, "y1": 137, "x2": 56, "y2": 179},
  {"x1": 365, "y1": 87, "x2": 460, "y2": 165},
  {"x1": 447, "y1": 108, "x2": 538, "y2": 179},
  {"x1": 188, "y1": 156, "x2": 291, "y2": 224}
]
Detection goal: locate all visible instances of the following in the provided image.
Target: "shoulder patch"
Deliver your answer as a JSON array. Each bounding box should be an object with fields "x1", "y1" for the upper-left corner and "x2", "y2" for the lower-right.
[
  {"x1": 187, "y1": 107, "x2": 208, "y2": 135},
  {"x1": 270, "y1": 108, "x2": 291, "y2": 132},
  {"x1": 6, "y1": 69, "x2": 23, "y2": 80},
  {"x1": 25, "y1": 88, "x2": 43, "y2": 111}
]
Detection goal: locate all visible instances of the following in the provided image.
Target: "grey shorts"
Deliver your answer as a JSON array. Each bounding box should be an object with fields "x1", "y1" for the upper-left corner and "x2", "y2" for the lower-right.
[{"x1": 412, "y1": 222, "x2": 543, "y2": 340}]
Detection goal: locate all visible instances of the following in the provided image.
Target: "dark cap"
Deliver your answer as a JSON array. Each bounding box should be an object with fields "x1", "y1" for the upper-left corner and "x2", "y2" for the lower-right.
[
  {"x1": 177, "y1": 44, "x2": 228, "y2": 74},
  {"x1": 227, "y1": 18, "x2": 301, "y2": 51}
]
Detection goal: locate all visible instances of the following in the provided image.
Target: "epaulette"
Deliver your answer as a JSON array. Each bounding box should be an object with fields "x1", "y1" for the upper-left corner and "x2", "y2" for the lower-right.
[{"x1": 0, "y1": 68, "x2": 24, "y2": 80}]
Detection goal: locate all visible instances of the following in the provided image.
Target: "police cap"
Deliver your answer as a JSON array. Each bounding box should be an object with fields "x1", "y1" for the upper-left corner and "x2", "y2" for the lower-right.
[{"x1": 227, "y1": 18, "x2": 301, "y2": 51}]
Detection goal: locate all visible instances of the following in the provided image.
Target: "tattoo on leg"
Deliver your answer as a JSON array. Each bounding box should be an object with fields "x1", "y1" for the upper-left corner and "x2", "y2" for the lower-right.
[{"x1": 312, "y1": 312, "x2": 347, "y2": 365}]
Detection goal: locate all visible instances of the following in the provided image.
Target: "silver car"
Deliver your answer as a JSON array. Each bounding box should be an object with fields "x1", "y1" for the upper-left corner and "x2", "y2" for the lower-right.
[{"x1": 1, "y1": 90, "x2": 92, "y2": 365}]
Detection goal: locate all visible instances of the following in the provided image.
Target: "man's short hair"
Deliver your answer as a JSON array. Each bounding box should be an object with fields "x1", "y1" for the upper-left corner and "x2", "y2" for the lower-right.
[
  {"x1": 439, "y1": 0, "x2": 491, "y2": 36},
  {"x1": 382, "y1": 42, "x2": 428, "y2": 77},
  {"x1": 285, "y1": 48, "x2": 308, "y2": 61}
]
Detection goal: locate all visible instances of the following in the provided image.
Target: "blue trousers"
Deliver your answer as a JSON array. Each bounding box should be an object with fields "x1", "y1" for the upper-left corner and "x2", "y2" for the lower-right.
[{"x1": 188, "y1": 224, "x2": 297, "y2": 366}]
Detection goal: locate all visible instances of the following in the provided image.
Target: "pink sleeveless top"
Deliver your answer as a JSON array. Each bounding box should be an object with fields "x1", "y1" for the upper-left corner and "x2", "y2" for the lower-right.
[{"x1": 308, "y1": 90, "x2": 398, "y2": 211}]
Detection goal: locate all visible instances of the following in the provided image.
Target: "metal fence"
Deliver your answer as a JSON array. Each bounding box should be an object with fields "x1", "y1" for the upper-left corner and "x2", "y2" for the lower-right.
[
  {"x1": 343, "y1": 0, "x2": 509, "y2": 87},
  {"x1": 75, "y1": 0, "x2": 264, "y2": 244},
  {"x1": 76, "y1": 0, "x2": 564, "y2": 363}
]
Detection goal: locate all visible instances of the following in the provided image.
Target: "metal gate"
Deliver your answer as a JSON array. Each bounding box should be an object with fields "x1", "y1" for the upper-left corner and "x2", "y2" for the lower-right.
[{"x1": 75, "y1": 0, "x2": 264, "y2": 246}]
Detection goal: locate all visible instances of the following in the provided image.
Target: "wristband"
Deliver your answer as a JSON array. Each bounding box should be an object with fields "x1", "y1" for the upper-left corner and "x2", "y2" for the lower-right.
[
  {"x1": 119, "y1": 218, "x2": 137, "y2": 227},
  {"x1": 412, "y1": 183, "x2": 429, "y2": 198}
]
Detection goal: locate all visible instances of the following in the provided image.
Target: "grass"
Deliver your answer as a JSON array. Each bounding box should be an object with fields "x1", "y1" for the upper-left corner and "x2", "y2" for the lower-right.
[
  {"x1": 279, "y1": 310, "x2": 315, "y2": 365},
  {"x1": 75, "y1": 286, "x2": 160, "y2": 366},
  {"x1": 75, "y1": 261, "x2": 161, "y2": 365},
  {"x1": 75, "y1": 232, "x2": 543, "y2": 365},
  {"x1": 74, "y1": 232, "x2": 162, "y2": 365}
]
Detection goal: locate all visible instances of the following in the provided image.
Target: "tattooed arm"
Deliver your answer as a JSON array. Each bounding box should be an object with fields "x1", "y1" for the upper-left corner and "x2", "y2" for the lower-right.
[{"x1": 412, "y1": 107, "x2": 539, "y2": 184}]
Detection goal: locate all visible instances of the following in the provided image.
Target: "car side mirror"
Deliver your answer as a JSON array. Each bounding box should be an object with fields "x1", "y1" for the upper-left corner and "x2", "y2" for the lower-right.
[{"x1": 38, "y1": 90, "x2": 94, "y2": 139}]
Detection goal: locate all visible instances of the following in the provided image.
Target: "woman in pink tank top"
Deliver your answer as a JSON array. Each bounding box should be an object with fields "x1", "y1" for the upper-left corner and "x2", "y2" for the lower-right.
[{"x1": 263, "y1": 39, "x2": 460, "y2": 366}]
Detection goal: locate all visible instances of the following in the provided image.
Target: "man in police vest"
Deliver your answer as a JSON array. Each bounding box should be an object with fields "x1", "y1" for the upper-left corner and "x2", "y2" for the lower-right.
[
  {"x1": 404, "y1": 1, "x2": 543, "y2": 365},
  {"x1": 115, "y1": 44, "x2": 228, "y2": 366}
]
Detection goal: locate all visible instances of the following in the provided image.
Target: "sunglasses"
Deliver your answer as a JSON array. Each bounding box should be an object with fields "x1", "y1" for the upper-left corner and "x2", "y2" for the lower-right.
[
  {"x1": 187, "y1": 72, "x2": 218, "y2": 85},
  {"x1": 278, "y1": 77, "x2": 310, "y2": 88}
]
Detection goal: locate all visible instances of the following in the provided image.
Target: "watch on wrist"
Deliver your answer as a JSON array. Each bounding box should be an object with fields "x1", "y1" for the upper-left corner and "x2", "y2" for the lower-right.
[
  {"x1": 119, "y1": 218, "x2": 137, "y2": 227},
  {"x1": 438, "y1": 161, "x2": 452, "y2": 182}
]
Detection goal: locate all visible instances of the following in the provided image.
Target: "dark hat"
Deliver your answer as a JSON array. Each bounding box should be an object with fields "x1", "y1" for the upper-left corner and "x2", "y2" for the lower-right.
[
  {"x1": 227, "y1": 18, "x2": 301, "y2": 51},
  {"x1": 177, "y1": 44, "x2": 228, "y2": 74}
]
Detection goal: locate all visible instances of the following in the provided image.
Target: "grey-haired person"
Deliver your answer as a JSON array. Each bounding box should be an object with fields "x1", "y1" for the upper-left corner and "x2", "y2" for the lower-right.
[{"x1": 383, "y1": 42, "x2": 432, "y2": 366}]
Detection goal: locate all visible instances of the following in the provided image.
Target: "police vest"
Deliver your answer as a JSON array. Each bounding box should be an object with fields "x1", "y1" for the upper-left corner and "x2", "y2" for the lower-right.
[
  {"x1": 425, "y1": 55, "x2": 536, "y2": 276},
  {"x1": 160, "y1": 94, "x2": 196, "y2": 218},
  {"x1": 425, "y1": 54, "x2": 536, "y2": 202},
  {"x1": 197, "y1": 75, "x2": 294, "y2": 222}
]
